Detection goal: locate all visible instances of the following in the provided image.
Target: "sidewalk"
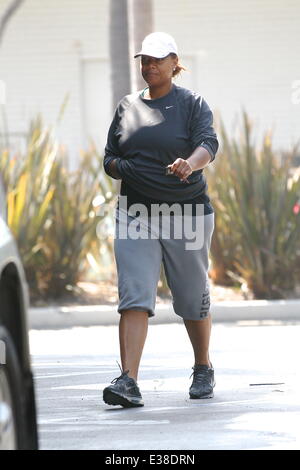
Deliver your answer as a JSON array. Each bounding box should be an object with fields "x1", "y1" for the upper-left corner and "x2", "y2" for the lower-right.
[{"x1": 28, "y1": 299, "x2": 300, "y2": 329}]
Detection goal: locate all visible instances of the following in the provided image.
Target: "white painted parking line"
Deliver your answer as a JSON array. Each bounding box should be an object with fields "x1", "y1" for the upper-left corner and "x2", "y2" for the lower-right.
[
  {"x1": 137, "y1": 397, "x2": 275, "y2": 412},
  {"x1": 35, "y1": 370, "x2": 115, "y2": 379},
  {"x1": 39, "y1": 418, "x2": 170, "y2": 426}
]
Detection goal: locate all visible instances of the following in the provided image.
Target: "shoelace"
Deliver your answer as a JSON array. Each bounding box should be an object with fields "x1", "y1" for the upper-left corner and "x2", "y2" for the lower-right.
[
  {"x1": 111, "y1": 361, "x2": 130, "y2": 384},
  {"x1": 189, "y1": 366, "x2": 212, "y2": 381}
]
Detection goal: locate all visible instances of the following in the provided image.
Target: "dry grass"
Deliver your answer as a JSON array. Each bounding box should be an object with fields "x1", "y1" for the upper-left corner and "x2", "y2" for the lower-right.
[{"x1": 31, "y1": 279, "x2": 245, "y2": 307}]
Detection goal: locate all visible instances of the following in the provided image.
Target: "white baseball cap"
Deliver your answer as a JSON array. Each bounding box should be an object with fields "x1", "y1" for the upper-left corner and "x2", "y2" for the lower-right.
[{"x1": 134, "y1": 32, "x2": 178, "y2": 59}]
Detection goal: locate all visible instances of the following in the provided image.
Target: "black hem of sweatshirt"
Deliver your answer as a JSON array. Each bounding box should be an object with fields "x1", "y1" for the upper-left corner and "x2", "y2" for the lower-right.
[{"x1": 118, "y1": 181, "x2": 214, "y2": 216}]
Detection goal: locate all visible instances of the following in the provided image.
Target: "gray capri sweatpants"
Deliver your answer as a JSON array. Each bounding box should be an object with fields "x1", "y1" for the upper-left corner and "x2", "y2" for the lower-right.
[{"x1": 113, "y1": 204, "x2": 214, "y2": 321}]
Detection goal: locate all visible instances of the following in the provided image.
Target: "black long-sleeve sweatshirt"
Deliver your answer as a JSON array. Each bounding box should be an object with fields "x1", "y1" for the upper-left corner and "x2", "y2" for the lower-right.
[{"x1": 103, "y1": 84, "x2": 219, "y2": 215}]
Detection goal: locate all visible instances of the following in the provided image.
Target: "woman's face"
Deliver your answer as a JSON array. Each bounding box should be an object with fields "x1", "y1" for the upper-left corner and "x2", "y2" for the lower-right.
[{"x1": 141, "y1": 54, "x2": 178, "y2": 87}]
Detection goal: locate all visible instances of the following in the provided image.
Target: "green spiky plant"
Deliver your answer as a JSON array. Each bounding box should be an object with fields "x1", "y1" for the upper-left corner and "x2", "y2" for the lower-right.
[
  {"x1": 207, "y1": 111, "x2": 300, "y2": 299},
  {"x1": 0, "y1": 113, "x2": 116, "y2": 301}
]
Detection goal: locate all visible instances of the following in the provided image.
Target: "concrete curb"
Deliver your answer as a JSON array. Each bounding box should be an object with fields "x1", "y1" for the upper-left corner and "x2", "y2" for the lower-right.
[{"x1": 28, "y1": 299, "x2": 300, "y2": 329}]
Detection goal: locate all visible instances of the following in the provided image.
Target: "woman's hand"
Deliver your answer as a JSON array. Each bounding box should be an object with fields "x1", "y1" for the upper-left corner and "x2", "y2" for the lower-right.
[{"x1": 166, "y1": 158, "x2": 193, "y2": 184}]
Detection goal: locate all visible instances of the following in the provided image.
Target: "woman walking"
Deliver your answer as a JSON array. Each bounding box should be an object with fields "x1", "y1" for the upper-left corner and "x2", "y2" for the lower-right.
[{"x1": 103, "y1": 32, "x2": 219, "y2": 407}]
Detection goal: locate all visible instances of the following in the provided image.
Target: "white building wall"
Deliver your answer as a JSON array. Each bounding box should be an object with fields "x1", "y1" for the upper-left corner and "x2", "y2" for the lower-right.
[
  {"x1": 154, "y1": 0, "x2": 300, "y2": 150},
  {"x1": 0, "y1": 0, "x2": 299, "y2": 168},
  {"x1": 0, "y1": 0, "x2": 110, "y2": 168}
]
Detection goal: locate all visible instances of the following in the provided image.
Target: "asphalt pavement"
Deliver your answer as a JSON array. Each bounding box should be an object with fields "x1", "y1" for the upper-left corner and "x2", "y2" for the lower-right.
[{"x1": 29, "y1": 321, "x2": 300, "y2": 450}]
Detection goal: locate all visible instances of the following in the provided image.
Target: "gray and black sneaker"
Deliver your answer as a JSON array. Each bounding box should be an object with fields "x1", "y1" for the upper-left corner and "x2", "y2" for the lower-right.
[
  {"x1": 103, "y1": 368, "x2": 144, "y2": 408},
  {"x1": 189, "y1": 364, "x2": 216, "y2": 399}
]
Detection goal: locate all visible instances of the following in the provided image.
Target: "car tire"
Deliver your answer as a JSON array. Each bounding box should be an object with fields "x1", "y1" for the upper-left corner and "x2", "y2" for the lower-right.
[{"x1": 0, "y1": 326, "x2": 30, "y2": 450}]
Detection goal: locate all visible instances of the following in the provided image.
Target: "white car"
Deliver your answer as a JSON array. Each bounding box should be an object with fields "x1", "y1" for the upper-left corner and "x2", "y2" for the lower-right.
[{"x1": 0, "y1": 174, "x2": 38, "y2": 450}]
